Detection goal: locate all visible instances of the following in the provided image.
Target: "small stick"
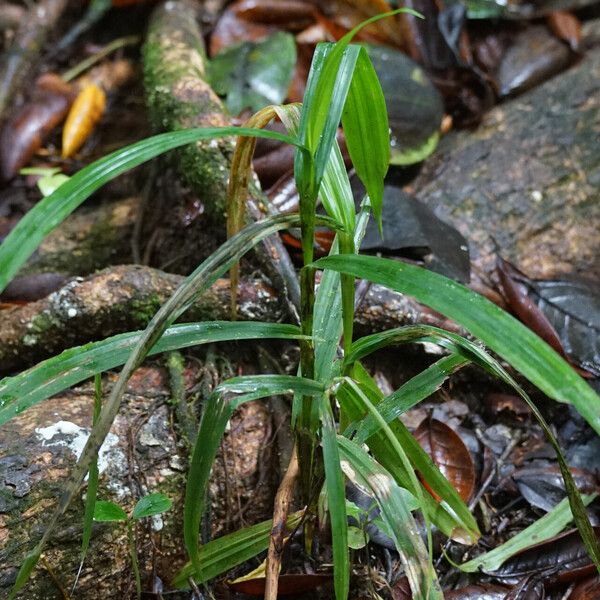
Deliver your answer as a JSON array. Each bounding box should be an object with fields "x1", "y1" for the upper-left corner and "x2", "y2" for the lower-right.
[{"x1": 265, "y1": 443, "x2": 299, "y2": 600}]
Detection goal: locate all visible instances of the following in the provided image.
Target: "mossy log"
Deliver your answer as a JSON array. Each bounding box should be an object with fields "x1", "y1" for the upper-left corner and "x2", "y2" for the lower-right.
[
  {"x1": 20, "y1": 197, "x2": 139, "y2": 277},
  {"x1": 0, "y1": 366, "x2": 276, "y2": 598},
  {"x1": 142, "y1": 0, "x2": 300, "y2": 308},
  {"x1": 0, "y1": 264, "x2": 460, "y2": 375},
  {"x1": 413, "y1": 22, "x2": 600, "y2": 282},
  {"x1": 0, "y1": 264, "x2": 283, "y2": 375}
]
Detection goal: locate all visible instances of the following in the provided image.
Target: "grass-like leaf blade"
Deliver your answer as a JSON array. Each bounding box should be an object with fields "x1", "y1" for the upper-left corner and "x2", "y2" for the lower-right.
[
  {"x1": 338, "y1": 436, "x2": 443, "y2": 599},
  {"x1": 0, "y1": 127, "x2": 304, "y2": 293},
  {"x1": 184, "y1": 375, "x2": 324, "y2": 577},
  {"x1": 459, "y1": 494, "x2": 597, "y2": 573},
  {"x1": 320, "y1": 393, "x2": 349, "y2": 600},
  {"x1": 0, "y1": 322, "x2": 304, "y2": 426},
  {"x1": 315, "y1": 254, "x2": 600, "y2": 571},
  {"x1": 172, "y1": 512, "x2": 303, "y2": 587},
  {"x1": 341, "y1": 47, "x2": 388, "y2": 231},
  {"x1": 315, "y1": 254, "x2": 600, "y2": 435}
]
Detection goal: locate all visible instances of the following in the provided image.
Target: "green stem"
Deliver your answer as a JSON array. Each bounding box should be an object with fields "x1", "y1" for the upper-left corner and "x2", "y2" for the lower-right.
[
  {"x1": 127, "y1": 520, "x2": 142, "y2": 599},
  {"x1": 297, "y1": 179, "x2": 317, "y2": 503},
  {"x1": 340, "y1": 233, "x2": 355, "y2": 366},
  {"x1": 62, "y1": 35, "x2": 140, "y2": 83}
]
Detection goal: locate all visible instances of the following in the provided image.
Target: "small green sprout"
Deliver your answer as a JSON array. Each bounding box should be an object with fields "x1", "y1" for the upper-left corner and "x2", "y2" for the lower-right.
[{"x1": 94, "y1": 493, "x2": 172, "y2": 598}]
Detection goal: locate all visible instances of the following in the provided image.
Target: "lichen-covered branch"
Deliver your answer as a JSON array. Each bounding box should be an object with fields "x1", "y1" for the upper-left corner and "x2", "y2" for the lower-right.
[
  {"x1": 0, "y1": 264, "x2": 464, "y2": 375},
  {"x1": 0, "y1": 265, "x2": 283, "y2": 374}
]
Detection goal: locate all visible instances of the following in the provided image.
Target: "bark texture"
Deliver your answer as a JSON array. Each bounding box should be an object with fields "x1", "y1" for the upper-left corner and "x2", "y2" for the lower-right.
[
  {"x1": 0, "y1": 264, "x2": 283, "y2": 375},
  {"x1": 142, "y1": 0, "x2": 300, "y2": 307},
  {"x1": 0, "y1": 365, "x2": 276, "y2": 598}
]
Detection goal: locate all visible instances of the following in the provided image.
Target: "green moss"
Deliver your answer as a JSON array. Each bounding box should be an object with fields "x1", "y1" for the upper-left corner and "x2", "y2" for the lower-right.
[{"x1": 129, "y1": 293, "x2": 163, "y2": 326}]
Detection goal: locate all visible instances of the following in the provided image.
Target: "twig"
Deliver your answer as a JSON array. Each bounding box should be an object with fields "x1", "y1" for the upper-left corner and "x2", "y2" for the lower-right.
[{"x1": 265, "y1": 443, "x2": 299, "y2": 600}]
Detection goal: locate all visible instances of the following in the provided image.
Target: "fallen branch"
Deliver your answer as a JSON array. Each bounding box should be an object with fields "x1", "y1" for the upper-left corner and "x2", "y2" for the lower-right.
[
  {"x1": 143, "y1": 0, "x2": 300, "y2": 310},
  {"x1": 0, "y1": 265, "x2": 284, "y2": 374},
  {"x1": 0, "y1": 0, "x2": 68, "y2": 117}
]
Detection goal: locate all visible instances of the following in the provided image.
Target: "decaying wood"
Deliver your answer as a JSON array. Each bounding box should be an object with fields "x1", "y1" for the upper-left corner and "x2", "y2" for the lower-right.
[
  {"x1": 0, "y1": 374, "x2": 185, "y2": 599},
  {"x1": 0, "y1": 265, "x2": 284, "y2": 375},
  {"x1": 265, "y1": 443, "x2": 299, "y2": 600},
  {"x1": 414, "y1": 24, "x2": 600, "y2": 282},
  {"x1": 0, "y1": 0, "x2": 68, "y2": 117},
  {"x1": 0, "y1": 264, "x2": 463, "y2": 375},
  {"x1": 19, "y1": 197, "x2": 139, "y2": 278},
  {"x1": 142, "y1": 0, "x2": 300, "y2": 309},
  {"x1": 0, "y1": 361, "x2": 275, "y2": 598}
]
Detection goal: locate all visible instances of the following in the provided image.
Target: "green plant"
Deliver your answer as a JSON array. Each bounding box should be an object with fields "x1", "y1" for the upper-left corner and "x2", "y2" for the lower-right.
[
  {"x1": 92, "y1": 493, "x2": 172, "y2": 599},
  {"x1": 2, "y1": 9, "x2": 600, "y2": 600}
]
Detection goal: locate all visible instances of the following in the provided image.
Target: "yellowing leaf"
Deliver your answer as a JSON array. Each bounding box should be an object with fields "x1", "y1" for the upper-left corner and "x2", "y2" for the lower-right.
[{"x1": 62, "y1": 83, "x2": 106, "y2": 158}]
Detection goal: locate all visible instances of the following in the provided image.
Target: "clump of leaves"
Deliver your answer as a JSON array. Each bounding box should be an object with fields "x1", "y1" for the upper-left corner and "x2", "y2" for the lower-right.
[{"x1": 1, "y1": 9, "x2": 600, "y2": 600}]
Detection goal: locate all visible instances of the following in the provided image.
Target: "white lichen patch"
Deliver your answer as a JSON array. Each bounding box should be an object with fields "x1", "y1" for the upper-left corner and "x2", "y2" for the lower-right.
[{"x1": 35, "y1": 420, "x2": 129, "y2": 498}]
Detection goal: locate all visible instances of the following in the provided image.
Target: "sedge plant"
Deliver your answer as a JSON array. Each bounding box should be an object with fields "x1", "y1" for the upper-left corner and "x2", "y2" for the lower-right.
[{"x1": 2, "y1": 10, "x2": 600, "y2": 600}]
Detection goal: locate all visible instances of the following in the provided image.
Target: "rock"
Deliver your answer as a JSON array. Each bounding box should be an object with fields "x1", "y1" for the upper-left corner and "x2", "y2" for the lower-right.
[{"x1": 413, "y1": 25, "x2": 600, "y2": 282}]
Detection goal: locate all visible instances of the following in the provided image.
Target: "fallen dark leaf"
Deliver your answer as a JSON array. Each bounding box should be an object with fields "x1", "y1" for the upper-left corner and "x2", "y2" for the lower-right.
[
  {"x1": 414, "y1": 416, "x2": 476, "y2": 503},
  {"x1": 496, "y1": 256, "x2": 566, "y2": 359},
  {"x1": 445, "y1": 583, "x2": 509, "y2": 599},
  {"x1": 491, "y1": 527, "x2": 600, "y2": 584},
  {"x1": 504, "y1": 575, "x2": 545, "y2": 599},
  {"x1": 528, "y1": 277, "x2": 600, "y2": 377},
  {"x1": 227, "y1": 573, "x2": 331, "y2": 596},
  {"x1": 496, "y1": 25, "x2": 571, "y2": 97},
  {"x1": 0, "y1": 74, "x2": 74, "y2": 180},
  {"x1": 547, "y1": 11, "x2": 581, "y2": 51},
  {"x1": 0, "y1": 273, "x2": 68, "y2": 302},
  {"x1": 512, "y1": 465, "x2": 599, "y2": 512},
  {"x1": 365, "y1": 44, "x2": 444, "y2": 165},
  {"x1": 571, "y1": 575, "x2": 600, "y2": 599},
  {"x1": 358, "y1": 184, "x2": 470, "y2": 283}
]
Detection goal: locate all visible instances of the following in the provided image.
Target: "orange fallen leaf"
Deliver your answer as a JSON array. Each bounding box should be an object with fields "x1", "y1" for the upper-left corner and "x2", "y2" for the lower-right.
[{"x1": 62, "y1": 83, "x2": 106, "y2": 158}]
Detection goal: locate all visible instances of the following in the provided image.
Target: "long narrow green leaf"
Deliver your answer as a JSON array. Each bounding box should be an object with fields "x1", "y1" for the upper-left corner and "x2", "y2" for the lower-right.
[
  {"x1": 355, "y1": 354, "x2": 469, "y2": 443},
  {"x1": 459, "y1": 494, "x2": 597, "y2": 573},
  {"x1": 80, "y1": 375, "x2": 102, "y2": 558},
  {"x1": 320, "y1": 394, "x2": 349, "y2": 600},
  {"x1": 7, "y1": 214, "x2": 336, "y2": 600},
  {"x1": 172, "y1": 512, "x2": 303, "y2": 588},
  {"x1": 343, "y1": 362, "x2": 480, "y2": 544},
  {"x1": 184, "y1": 375, "x2": 324, "y2": 577},
  {"x1": 338, "y1": 376, "x2": 436, "y2": 593},
  {"x1": 314, "y1": 254, "x2": 600, "y2": 435},
  {"x1": 315, "y1": 254, "x2": 600, "y2": 571},
  {"x1": 338, "y1": 436, "x2": 443, "y2": 600},
  {"x1": 0, "y1": 322, "x2": 304, "y2": 426},
  {"x1": 341, "y1": 47, "x2": 388, "y2": 231},
  {"x1": 0, "y1": 127, "x2": 304, "y2": 293}
]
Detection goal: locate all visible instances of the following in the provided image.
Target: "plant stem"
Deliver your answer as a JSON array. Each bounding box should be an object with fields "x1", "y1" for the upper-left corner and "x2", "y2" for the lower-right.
[
  {"x1": 340, "y1": 233, "x2": 355, "y2": 366},
  {"x1": 265, "y1": 443, "x2": 299, "y2": 600},
  {"x1": 127, "y1": 520, "x2": 142, "y2": 599}
]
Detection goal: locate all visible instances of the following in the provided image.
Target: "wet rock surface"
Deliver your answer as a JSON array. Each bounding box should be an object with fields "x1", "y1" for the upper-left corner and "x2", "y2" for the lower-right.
[{"x1": 413, "y1": 28, "x2": 600, "y2": 282}]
